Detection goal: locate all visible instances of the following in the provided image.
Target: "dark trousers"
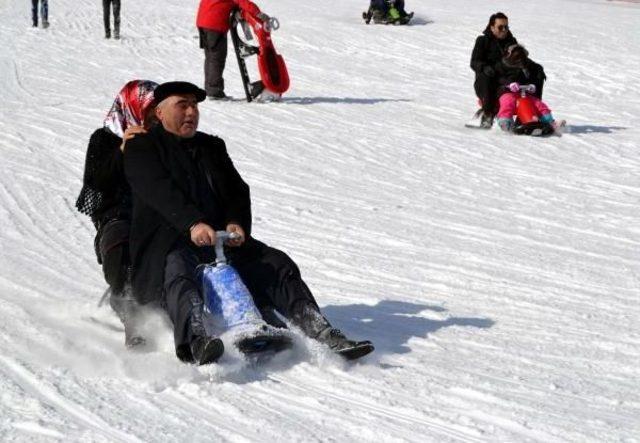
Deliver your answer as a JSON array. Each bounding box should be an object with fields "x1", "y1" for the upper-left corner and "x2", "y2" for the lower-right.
[
  {"x1": 474, "y1": 73, "x2": 499, "y2": 114},
  {"x1": 31, "y1": 0, "x2": 48, "y2": 26},
  {"x1": 102, "y1": 0, "x2": 121, "y2": 35},
  {"x1": 199, "y1": 29, "x2": 228, "y2": 96},
  {"x1": 163, "y1": 238, "x2": 321, "y2": 360}
]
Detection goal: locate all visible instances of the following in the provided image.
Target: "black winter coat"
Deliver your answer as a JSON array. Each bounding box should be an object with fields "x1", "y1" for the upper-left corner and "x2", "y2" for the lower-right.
[
  {"x1": 123, "y1": 125, "x2": 252, "y2": 304},
  {"x1": 470, "y1": 29, "x2": 517, "y2": 75},
  {"x1": 495, "y1": 59, "x2": 540, "y2": 96},
  {"x1": 75, "y1": 127, "x2": 131, "y2": 262}
]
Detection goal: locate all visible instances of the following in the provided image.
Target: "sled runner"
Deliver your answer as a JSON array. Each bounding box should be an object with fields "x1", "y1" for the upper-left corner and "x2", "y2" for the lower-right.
[{"x1": 229, "y1": 10, "x2": 290, "y2": 102}]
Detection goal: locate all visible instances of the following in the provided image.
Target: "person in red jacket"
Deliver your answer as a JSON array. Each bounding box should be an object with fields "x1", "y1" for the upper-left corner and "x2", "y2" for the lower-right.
[{"x1": 196, "y1": 0, "x2": 269, "y2": 100}]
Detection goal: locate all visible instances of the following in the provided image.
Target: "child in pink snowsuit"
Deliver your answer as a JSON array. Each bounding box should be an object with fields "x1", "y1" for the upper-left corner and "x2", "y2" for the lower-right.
[{"x1": 495, "y1": 44, "x2": 558, "y2": 131}]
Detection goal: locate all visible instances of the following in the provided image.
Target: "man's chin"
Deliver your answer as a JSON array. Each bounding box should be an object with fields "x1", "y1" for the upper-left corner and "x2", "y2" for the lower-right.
[{"x1": 180, "y1": 126, "x2": 197, "y2": 138}]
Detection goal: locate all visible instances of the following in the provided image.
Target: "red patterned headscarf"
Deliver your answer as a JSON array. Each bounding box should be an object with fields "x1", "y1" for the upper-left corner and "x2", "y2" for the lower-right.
[{"x1": 103, "y1": 80, "x2": 158, "y2": 138}]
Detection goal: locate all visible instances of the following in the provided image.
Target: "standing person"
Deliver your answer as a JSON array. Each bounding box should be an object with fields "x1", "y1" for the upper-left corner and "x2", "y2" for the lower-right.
[
  {"x1": 196, "y1": 0, "x2": 270, "y2": 100},
  {"x1": 123, "y1": 81, "x2": 374, "y2": 365},
  {"x1": 31, "y1": 0, "x2": 49, "y2": 28},
  {"x1": 470, "y1": 12, "x2": 546, "y2": 128},
  {"x1": 76, "y1": 80, "x2": 158, "y2": 348},
  {"x1": 102, "y1": 0, "x2": 121, "y2": 39}
]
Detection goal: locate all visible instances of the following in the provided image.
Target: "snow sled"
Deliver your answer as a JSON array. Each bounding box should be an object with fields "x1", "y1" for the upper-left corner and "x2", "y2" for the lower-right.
[
  {"x1": 362, "y1": 6, "x2": 413, "y2": 25},
  {"x1": 229, "y1": 10, "x2": 290, "y2": 102},
  {"x1": 466, "y1": 85, "x2": 564, "y2": 136},
  {"x1": 198, "y1": 231, "x2": 293, "y2": 357},
  {"x1": 511, "y1": 85, "x2": 556, "y2": 136}
]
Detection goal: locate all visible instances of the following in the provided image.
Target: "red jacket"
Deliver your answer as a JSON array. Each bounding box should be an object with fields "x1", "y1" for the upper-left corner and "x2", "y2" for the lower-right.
[{"x1": 196, "y1": 0, "x2": 261, "y2": 33}]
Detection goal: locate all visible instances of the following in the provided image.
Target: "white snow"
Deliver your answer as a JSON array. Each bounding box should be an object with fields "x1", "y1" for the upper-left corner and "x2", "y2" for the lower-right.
[{"x1": 1, "y1": 0, "x2": 639, "y2": 441}]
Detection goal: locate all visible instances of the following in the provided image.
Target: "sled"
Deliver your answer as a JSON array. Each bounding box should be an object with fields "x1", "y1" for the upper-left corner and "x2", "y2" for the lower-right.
[
  {"x1": 229, "y1": 10, "x2": 290, "y2": 102},
  {"x1": 199, "y1": 231, "x2": 293, "y2": 358}
]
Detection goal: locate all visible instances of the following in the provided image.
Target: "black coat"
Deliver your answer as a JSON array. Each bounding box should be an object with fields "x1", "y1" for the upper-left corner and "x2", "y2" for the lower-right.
[
  {"x1": 470, "y1": 29, "x2": 518, "y2": 75},
  {"x1": 123, "y1": 125, "x2": 251, "y2": 304},
  {"x1": 495, "y1": 59, "x2": 540, "y2": 95},
  {"x1": 75, "y1": 127, "x2": 131, "y2": 263},
  {"x1": 76, "y1": 128, "x2": 130, "y2": 227}
]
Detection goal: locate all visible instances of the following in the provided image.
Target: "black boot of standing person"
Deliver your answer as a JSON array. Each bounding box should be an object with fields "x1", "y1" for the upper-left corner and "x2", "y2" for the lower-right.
[{"x1": 103, "y1": 0, "x2": 121, "y2": 39}]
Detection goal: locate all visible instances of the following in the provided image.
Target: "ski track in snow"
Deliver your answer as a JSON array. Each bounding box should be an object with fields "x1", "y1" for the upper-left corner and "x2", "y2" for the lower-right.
[{"x1": 1, "y1": 0, "x2": 639, "y2": 441}]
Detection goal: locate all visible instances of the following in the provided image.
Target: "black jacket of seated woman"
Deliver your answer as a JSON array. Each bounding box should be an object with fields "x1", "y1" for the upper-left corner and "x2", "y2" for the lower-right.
[{"x1": 75, "y1": 80, "x2": 158, "y2": 348}]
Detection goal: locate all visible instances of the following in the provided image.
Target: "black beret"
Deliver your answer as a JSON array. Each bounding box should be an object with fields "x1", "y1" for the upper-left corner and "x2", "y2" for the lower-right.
[{"x1": 154, "y1": 81, "x2": 206, "y2": 103}]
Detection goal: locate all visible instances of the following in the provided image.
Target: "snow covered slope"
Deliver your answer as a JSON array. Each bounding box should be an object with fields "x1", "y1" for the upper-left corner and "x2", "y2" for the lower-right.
[{"x1": 1, "y1": 0, "x2": 639, "y2": 441}]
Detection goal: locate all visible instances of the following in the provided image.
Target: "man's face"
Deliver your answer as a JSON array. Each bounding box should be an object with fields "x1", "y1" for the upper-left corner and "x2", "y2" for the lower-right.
[
  {"x1": 156, "y1": 94, "x2": 199, "y2": 138},
  {"x1": 491, "y1": 18, "x2": 509, "y2": 40}
]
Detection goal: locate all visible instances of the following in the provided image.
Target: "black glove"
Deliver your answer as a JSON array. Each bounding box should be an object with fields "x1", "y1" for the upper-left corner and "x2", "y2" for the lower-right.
[
  {"x1": 257, "y1": 12, "x2": 270, "y2": 22},
  {"x1": 482, "y1": 65, "x2": 495, "y2": 77}
]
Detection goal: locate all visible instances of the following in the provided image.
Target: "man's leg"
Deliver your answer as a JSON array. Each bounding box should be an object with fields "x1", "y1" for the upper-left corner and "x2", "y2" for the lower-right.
[
  {"x1": 31, "y1": 0, "x2": 38, "y2": 27},
  {"x1": 202, "y1": 29, "x2": 227, "y2": 98},
  {"x1": 112, "y1": 0, "x2": 121, "y2": 39},
  {"x1": 231, "y1": 240, "x2": 373, "y2": 357},
  {"x1": 163, "y1": 244, "x2": 223, "y2": 364},
  {"x1": 102, "y1": 0, "x2": 111, "y2": 38}
]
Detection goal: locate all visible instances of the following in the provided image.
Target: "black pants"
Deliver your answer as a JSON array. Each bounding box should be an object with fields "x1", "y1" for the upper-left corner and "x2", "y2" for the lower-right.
[
  {"x1": 31, "y1": 0, "x2": 48, "y2": 26},
  {"x1": 163, "y1": 238, "x2": 321, "y2": 360},
  {"x1": 474, "y1": 73, "x2": 499, "y2": 114},
  {"x1": 102, "y1": 0, "x2": 121, "y2": 35},
  {"x1": 199, "y1": 29, "x2": 228, "y2": 96}
]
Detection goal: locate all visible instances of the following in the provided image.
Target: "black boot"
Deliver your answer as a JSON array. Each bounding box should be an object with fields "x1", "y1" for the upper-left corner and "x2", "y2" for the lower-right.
[
  {"x1": 292, "y1": 303, "x2": 374, "y2": 360},
  {"x1": 190, "y1": 336, "x2": 224, "y2": 365},
  {"x1": 109, "y1": 286, "x2": 146, "y2": 348},
  {"x1": 316, "y1": 327, "x2": 375, "y2": 360}
]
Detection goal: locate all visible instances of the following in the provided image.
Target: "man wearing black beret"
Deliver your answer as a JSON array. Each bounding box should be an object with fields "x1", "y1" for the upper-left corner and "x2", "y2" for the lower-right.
[{"x1": 124, "y1": 81, "x2": 374, "y2": 364}]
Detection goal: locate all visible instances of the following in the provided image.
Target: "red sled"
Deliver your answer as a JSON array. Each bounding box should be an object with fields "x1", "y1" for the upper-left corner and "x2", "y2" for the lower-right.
[{"x1": 229, "y1": 10, "x2": 290, "y2": 102}]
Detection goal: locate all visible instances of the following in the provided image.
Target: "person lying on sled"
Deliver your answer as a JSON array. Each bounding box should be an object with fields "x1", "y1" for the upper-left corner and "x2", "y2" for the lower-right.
[{"x1": 493, "y1": 44, "x2": 561, "y2": 133}]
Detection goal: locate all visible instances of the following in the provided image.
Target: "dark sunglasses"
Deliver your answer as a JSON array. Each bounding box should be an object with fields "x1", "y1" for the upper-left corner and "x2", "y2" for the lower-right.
[{"x1": 497, "y1": 25, "x2": 509, "y2": 31}]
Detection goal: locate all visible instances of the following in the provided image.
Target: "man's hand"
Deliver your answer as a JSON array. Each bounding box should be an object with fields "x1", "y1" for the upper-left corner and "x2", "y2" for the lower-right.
[
  {"x1": 190, "y1": 222, "x2": 216, "y2": 247},
  {"x1": 225, "y1": 223, "x2": 245, "y2": 247},
  {"x1": 120, "y1": 125, "x2": 147, "y2": 152},
  {"x1": 257, "y1": 12, "x2": 270, "y2": 23}
]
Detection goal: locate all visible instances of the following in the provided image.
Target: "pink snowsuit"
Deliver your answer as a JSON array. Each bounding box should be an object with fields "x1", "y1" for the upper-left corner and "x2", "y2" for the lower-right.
[{"x1": 497, "y1": 92, "x2": 551, "y2": 119}]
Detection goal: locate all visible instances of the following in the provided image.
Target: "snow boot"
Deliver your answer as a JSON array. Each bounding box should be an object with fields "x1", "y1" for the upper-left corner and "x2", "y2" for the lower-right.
[
  {"x1": 190, "y1": 336, "x2": 225, "y2": 365},
  {"x1": 208, "y1": 91, "x2": 230, "y2": 101},
  {"x1": 109, "y1": 286, "x2": 145, "y2": 348},
  {"x1": 316, "y1": 327, "x2": 375, "y2": 360},
  {"x1": 293, "y1": 303, "x2": 374, "y2": 360},
  {"x1": 497, "y1": 118, "x2": 513, "y2": 132},
  {"x1": 105, "y1": 29, "x2": 111, "y2": 39},
  {"x1": 480, "y1": 111, "x2": 495, "y2": 129},
  {"x1": 114, "y1": 28, "x2": 120, "y2": 40}
]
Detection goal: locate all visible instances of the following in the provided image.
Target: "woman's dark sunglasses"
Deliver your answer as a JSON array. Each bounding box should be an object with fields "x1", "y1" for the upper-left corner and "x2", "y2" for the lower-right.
[{"x1": 497, "y1": 25, "x2": 509, "y2": 31}]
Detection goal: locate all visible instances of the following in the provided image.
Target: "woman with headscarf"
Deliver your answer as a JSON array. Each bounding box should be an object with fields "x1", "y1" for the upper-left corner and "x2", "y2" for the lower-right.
[{"x1": 76, "y1": 80, "x2": 158, "y2": 347}]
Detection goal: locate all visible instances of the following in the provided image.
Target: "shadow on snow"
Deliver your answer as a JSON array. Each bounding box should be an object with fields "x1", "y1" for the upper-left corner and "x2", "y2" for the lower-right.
[
  {"x1": 567, "y1": 124, "x2": 627, "y2": 134},
  {"x1": 322, "y1": 299, "x2": 494, "y2": 356},
  {"x1": 281, "y1": 96, "x2": 412, "y2": 105}
]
